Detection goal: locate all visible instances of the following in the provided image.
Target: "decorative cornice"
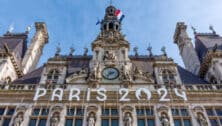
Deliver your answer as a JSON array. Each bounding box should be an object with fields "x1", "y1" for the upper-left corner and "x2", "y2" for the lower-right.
[{"x1": 3, "y1": 43, "x2": 23, "y2": 78}]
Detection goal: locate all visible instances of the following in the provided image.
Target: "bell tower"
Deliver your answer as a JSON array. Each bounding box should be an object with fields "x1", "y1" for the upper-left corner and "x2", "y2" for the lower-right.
[{"x1": 89, "y1": 6, "x2": 132, "y2": 85}]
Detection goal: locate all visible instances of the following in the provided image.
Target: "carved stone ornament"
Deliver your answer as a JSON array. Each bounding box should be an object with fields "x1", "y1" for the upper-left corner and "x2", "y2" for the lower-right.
[
  {"x1": 103, "y1": 51, "x2": 116, "y2": 61},
  {"x1": 123, "y1": 112, "x2": 133, "y2": 126},
  {"x1": 160, "y1": 112, "x2": 170, "y2": 126},
  {"x1": 121, "y1": 105, "x2": 134, "y2": 112},
  {"x1": 66, "y1": 68, "x2": 88, "y2": 83},
  {"x1": 158, "y1": 67, "x2": 177, "y2": 75},
  {"x1": 87, "y1": 112, "x2": 96, "y2": 126},
  {"x1": 89, "y1": 62, "x2": 101, "y2": 81},
  {"x1": 13, "y1": 112, "x2": 24, "y2": 126},
  {"x1": 191, "y1": 106, "x2": 208, "y2": 126},
  {"x1": 196, "y1": 112, "x2": 208, "y2": 126},
  {"x1": 50, "y1": 112, "x2": 60, "y2": 126},
  {"x1": 133, "y1": 66, "x2": 154, "y2": 83},
  {"x1": 120, "y1": 64, "x2": 132, "y2": 81}
]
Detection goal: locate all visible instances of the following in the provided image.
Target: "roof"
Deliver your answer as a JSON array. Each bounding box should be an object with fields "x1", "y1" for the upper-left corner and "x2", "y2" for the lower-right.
[
  {"x1": 0, "y1": 33, "x2": 28, "y2": 67},
  {"x1": 12, "y1": 66, "x2": 44, "y2": 84},
  {"x1": 195, "y1": 33, "x2": 222, "y2": 62},
  {"x1": 177, "y1": 65, "x2": 208, "y2": 84},
  {"x1": 12, "y1": 55, "x2": 208, "y2": 85}
]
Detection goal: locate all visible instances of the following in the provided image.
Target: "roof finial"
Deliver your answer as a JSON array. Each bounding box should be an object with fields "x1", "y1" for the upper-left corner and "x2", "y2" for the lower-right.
[
  {"x1": 26, "y1": 25, "x2": 32, "y2": 33},
  {"x1": 191, "y1": 26, "x2": 197, "y2": 34},
  {"x1": 8, "y1": 23, "x2": 14, "y2": 33},
  {"x1": 213, "y1": 43, "x2": 218, "y2": 52},
  {"x1": 209, "y1": 25, "x2": 216, "y2": 34},
  {"x1": 147, "y1": 43, "x2": 153, "y2": 57},
  {"x1": 69, "y1": 46, "x2": 75, "y2": 56},
  {"x1": 83, "y1": 47, "x2": 88, "y2": 56},
  {"x1": 55, "y1": 43, "x2": 61, "y2": 56},
  {"x1": 133, "y1": 46, "x2": 139, "y2": 57},
  {"x1": 161, "y1": 46, "x2": 167, "y2": 56}
]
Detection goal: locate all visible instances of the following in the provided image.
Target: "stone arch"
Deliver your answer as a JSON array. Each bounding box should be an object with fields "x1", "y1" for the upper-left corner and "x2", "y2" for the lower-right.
[
  {"x1": 49, "y1": 105, "x2": 63, "y2": 126},
  {"x1": 13, "y1": 112, "x2": 24, "y2": 126},
  {"x1": 86, "y1": 105, "x2": 98, "y2": 126}
]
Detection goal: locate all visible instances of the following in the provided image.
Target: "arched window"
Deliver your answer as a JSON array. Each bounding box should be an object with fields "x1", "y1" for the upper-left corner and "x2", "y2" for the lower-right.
[
  {"x1": 162, "y1": 70, "x2": 176, "y2": 84},
  {"x1": 109, "y1": 23, "x2": 114, "y2": 30},
  {"x1": 47, "y1": 69, "x2": 60, "y2": 84}
]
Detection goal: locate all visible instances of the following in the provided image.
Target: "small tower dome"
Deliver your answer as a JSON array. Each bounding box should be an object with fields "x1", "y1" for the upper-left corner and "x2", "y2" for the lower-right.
[{"x1": 105, "y1": 5, "x2": 117, "y2": 17}]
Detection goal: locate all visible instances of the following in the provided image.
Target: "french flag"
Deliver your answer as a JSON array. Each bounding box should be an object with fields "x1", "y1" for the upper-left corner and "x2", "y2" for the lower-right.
[{"x1": 115, "y1": 9, "x2": 125, "y2": 22}]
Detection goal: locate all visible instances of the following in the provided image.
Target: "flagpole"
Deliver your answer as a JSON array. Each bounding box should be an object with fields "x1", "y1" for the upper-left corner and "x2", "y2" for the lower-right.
[{"x1": 110, "y1": 0, "x2": 113, "y2": 5}]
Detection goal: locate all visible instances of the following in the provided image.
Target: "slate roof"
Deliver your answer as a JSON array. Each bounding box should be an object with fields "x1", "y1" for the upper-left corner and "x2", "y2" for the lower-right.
[
  {"x1": 13, "y1": 66, "x2": 44, "y2": 84},
  {"x1": 177, "y1": 66, "x2": 208, "y2": 84},
  {"x1": 0, "y1": 33, "x2": 28, "y2": 67},
  {"x1": 195, "y1": 33, "x2": 222, "y2": 62},
  {"x1": 12, "y1": 55, "x2": 208, "y2": 85}
]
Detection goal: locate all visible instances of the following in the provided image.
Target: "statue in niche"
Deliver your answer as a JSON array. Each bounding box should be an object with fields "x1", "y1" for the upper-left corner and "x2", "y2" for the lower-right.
[
  {"x1": 124, "y1": 113, "x2": 133, "y2": 126},
  {"x1": 120, "y1": 63, "x2": 131, "y2": 81},
  {"x1": 14, "y1": 113, "x2": 23, "y2": 126},
  {"x1": 160, "y1": 113, "x2": 169, "y2": 126},
  {"x1": 87, "y1": 113, "x2": 96, "y2": 126},
  {"x1": 50, "y1": 113, "x2": 60, "y2": 126},
  {"x1": 90, "y1": 62, "x2": 101, "y2": 80},
  {"x1": 197, "y1": 113, "x2": 208, "y2": 126},
  {"x1": 103, "y1": 51, "x2": 116, "y2": 61}
]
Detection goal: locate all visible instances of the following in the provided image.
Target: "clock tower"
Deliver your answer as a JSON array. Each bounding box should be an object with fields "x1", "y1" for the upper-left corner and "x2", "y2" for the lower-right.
[{"x1": 89, "y1": 5, "x2": 132, "y2": 86}]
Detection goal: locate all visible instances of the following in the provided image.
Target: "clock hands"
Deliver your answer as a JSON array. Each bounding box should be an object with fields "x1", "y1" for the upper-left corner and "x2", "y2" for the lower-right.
[{"x1": 106, "y1": 71, "x2": 115, "y2": 77}]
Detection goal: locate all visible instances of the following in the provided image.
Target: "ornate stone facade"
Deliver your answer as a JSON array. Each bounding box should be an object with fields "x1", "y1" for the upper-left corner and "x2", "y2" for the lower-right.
[{"x1": 0, "y1": 5, "x2": 222, "y2": 126}]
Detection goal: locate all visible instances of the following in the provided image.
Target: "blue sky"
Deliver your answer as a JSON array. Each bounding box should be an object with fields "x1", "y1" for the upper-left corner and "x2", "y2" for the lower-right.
[{"x1": 0, "y1": 0, "x2": 222, "y2": 67}]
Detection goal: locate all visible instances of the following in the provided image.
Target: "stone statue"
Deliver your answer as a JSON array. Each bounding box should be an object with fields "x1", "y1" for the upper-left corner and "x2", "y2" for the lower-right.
[
  {"x1": 50, "y1": 115, "x2": 59, "y2": 126},
  {"x1": 124, "y1": 113, "x2": 133, "y2": 126},
  {"x1": 160, "y1": 113, "x2": 169, "y2": 126},
  {"x1": 14, "y1": 113, "x2": 23, "y2": 126},
  {"x1": 103, "y1": 51, "x2": 116, "y2": 61},
  {"x1": 121, "y1": 64, "x2": 131, "y2": 81},
  {"x1": 90, "y1": 62, "x2": 101, "y2": 80},
  {"x1": 88, "y1": 113, "x2": 96, "y2": 126},
  {"x1": 197, "y1": 113, "x2": 208, "y2": 126}
]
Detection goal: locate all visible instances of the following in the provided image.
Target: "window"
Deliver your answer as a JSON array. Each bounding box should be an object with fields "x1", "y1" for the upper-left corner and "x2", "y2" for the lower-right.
[
  {"x1": 162, "y1": 70, "x2": 176, "y2": 84},
  {"x1": 46, "y1": 69, "x2": 60, "y2": 84},
  {"x1": 136, "y1": 107, "x2": 155, "y2": 126},
  {"x1": 101, "y1": 107, "x2": 119, "y2": 126},
  {"x1": 0, "y1": 106, "x2": 15, "y2": 126},
  {"x1": 109, "y1": 23, "x2": 114, "y2": 30},
  {"x1": 205, "y1": 107, "x2": 222, "y2": 126},
  {"x1": 29, "y1": 107, "x2": 49, "y2": 126},
  {"x1": 172, "y1": 107, "x2": 192, "y2": 126},
  {"x1": 65, "y1": 106, "x2": 84, "y2": 126}
]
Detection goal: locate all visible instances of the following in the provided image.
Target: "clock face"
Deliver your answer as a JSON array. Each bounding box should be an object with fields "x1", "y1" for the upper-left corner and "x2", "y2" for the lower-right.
[{"x1": 102, "y1": 67, "x2": 119, "y2": 80}]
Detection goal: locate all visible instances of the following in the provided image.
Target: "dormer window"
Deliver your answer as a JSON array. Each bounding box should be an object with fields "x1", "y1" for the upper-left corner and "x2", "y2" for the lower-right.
[
  {"x1": 162, "y1": 70, "x2": 176, "y2": 84},
  {"x1": 47, "y1": 69, "x2": 59, "y2": 84}
]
